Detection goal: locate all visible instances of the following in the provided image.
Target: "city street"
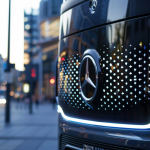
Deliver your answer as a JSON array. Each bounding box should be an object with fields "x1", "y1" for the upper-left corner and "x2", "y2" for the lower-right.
[{"x1": 0, "y1": 102, "x2": 58, "y2": 150}]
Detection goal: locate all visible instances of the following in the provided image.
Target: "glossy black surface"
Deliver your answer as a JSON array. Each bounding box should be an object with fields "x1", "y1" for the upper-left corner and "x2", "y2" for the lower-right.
[
  {"x1": 58, "y1": 16, "x2": 150, "y2": 124},
  {"x1": 60, "y1": 0, "x2": 150, "y2": 39},
  {"x1": 61, "y1": 0, "x2": 88, "y2": 14},
  {"x1": 58, "y1": 113, "x2": 150, "y2": 149},
  {"x1": 58, "y1": 1, "x2": 150, "y2": 150}
]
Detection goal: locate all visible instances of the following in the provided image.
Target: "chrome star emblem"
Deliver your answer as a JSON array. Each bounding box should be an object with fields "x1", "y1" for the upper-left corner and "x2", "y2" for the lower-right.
[
  {"x1": 89, "y1": 0, "x2": 97, "y2": 14},
  {"x1": 91, "y1": 0, "x2": 97, "y2": 11},
  {"x1": 82, "y1": 58, "x2": 96, "y2": 89},
  {"x1": 79, "y1": 55, "x2": 98, "y2": 102}
]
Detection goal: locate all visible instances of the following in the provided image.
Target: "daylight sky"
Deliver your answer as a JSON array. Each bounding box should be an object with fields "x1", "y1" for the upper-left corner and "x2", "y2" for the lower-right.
[
  {"x1": 24, "y1": 0, "x2": 41, "y2": 14},
  {"x1": 0, "y1": 0, "x2": 41, "y2": 71}
]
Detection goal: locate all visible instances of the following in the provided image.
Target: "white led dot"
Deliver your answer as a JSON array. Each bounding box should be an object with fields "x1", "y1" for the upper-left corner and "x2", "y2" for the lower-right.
[
  {"x1": 138, "y1": 65, "x2": 142, "y2": 68},
  {"x1": 129, "y1": 58, "x2": 132, "y2": 61},
  {"x1": 129, "y1": 65, "x2": 132, "y2": 68},
  {"x1": 138, "y1": 58, "x2": 142, "y2": 61}
]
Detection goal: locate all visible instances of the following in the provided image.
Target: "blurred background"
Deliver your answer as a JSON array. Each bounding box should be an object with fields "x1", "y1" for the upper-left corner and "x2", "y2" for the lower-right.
[{"x1": 0, "y1": 0, "x2": 63, "y2": 149}]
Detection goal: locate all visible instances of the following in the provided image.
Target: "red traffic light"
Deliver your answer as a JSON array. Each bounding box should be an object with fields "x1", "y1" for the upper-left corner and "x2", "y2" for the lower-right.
[
  {"x1": 31, "y1": 68, "x2": 36, "y2": 77},
  {"x1": 50, "y1": 77, "x2": 55, "y2": 85}
]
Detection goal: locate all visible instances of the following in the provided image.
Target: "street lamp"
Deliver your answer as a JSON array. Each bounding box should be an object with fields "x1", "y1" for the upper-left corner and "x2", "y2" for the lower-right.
[
  {"x1": 5, "y1": 0, "x2": 11, "y2": 123},
  {"x1": 5, "y1": 0, "x2": 24, "y2": 123}
]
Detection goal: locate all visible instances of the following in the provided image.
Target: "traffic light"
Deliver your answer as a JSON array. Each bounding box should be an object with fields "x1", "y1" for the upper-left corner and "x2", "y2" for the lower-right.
[
  {"x1": 50, "y1": 77, "x2": 55, "y2": 85},
  {"x1": 23, "y1": 65, "x2": 38, "y2": 82},
  {"x1": 31, "y1": 68, "x2": 36, "y2": 78}
]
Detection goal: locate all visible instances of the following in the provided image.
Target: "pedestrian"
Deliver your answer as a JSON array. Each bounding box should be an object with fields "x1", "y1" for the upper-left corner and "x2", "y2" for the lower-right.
[
  {"x1": 16, "y1": 96, "x2": 20, "y2": 109},
  {"x1": 52, "y1": 97, "x2": 56, "y2": 109},
  {"x1": 24, "y1": 96, "x2": 29, "y2": 109},
  {"x1": 35, "y1": 99, "x2": 39, "y2": 109}
]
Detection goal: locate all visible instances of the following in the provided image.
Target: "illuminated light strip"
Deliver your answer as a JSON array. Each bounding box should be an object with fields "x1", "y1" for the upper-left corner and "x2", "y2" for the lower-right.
[{"x1": 57, "y1": 105, "x2": 150, "y2": 129}]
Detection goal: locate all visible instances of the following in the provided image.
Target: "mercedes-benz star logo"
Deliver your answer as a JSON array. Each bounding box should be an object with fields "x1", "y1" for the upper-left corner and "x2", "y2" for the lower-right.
[
  {"x1": 82, "y1": 58, "x2": 96, "y2": 89},
  {"x1": 79, "y1": 55, "x2": 98, "y2": 102},
  {"x1": 89, "y1": 0, "x2": 97, "y2": 14},
  {"x1": 91, "y1": 0, "x2": 97, "y2": 11}
]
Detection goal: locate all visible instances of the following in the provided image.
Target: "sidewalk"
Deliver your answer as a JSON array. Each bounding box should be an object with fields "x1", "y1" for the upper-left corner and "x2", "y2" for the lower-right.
[{"x1": 0, "y1": 102, "x2": 58, "y2": 150}]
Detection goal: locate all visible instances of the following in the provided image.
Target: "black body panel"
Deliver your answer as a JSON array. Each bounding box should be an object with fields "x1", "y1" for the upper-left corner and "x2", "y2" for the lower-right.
[
  {"x1": 58, "y1": 16, "x2": 150, "y2": 124},
  {"x1": 58, "y1": 0, "x2": 150, "y2": 150},
  {"x1": 60, "y1": 0, "x2": 150, "y2": 39},
  {"x1": 61, "y1": 0, "x2": 88, "y2": 14}
]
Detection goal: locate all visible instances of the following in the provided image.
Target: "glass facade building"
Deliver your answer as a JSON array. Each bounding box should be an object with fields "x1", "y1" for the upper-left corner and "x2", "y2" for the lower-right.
[{"x1": 38, "y1": 0, "x2": 63, "y2": 99}]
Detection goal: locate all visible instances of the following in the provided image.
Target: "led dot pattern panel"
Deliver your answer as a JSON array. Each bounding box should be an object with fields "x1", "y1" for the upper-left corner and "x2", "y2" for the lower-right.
[
  {"x1": 58, "y1": 54, "x2": 91, "y2": 110},
  {"x1": 58, "y1": 44, "x2": 148, "y2": 111},
  {"x1": 100, "y1": 44, "x2": 147, "y2": 111},
  {"x1": 58, "y1": 16, "x2": 150, "y2": 124}
]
